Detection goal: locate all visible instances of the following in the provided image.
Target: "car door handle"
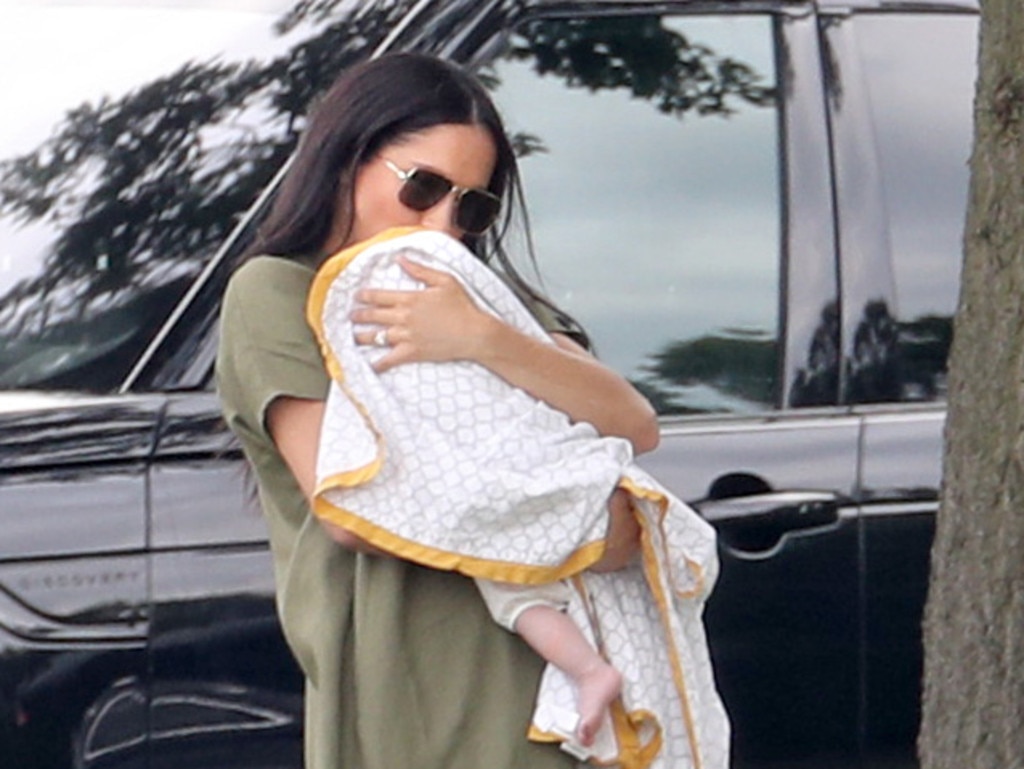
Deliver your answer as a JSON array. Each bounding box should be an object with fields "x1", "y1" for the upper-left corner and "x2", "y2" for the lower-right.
[{"x1": 692, "y1": 491, "x2": 842, "y2": 553}]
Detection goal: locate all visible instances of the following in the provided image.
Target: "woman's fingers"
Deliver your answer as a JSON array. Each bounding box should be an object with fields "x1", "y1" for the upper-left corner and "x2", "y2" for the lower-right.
[
  {"x1": 354, "y1": 326, "x2": 389, "y2": 348},
  {"x1": 354, "y1": 257, "x2": 453, "y2": 308},
  {"x1": 351, "y1": 295, "x2": 409, "y2": 329},
  {"x1": 371, "y1": 345, "x2": 411, "y2": 373},
  {"x1": 355, "y1": 286, "x2": 408, "y2": 309},
  {"x1": 349, "y1": 256, "x2": 489, "y2": 368}
]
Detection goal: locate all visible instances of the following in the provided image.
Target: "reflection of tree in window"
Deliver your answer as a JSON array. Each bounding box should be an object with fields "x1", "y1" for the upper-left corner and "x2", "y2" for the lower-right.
[
  {"x1": 506, "y1": 16, "x2": 774, "y2": 118},
  {"x1": 790, "y1": 302, "x2": 841, "y2": 408},
  {"x1": 497, "y1": 15, "x2": 778, "y2": 414},
  {"x1": 0, "y1": 1, "x2": 415, "y2": 391},
  {"x1": 897, "y1": 315, "x2": 951, "y2": 400},
  {"x1": 495, "y1": 14, "x2": 775, "y2": 159},
  {"x1": 848, "y1": 300, "x2": 899, "y2": 403},
  {"x1": 641, "y1": 329, "x2": 777, "y2": 414}
]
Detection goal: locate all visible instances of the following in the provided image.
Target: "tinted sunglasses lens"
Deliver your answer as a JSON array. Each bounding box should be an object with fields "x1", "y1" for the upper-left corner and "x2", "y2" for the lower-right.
[
  {"x1": 456, "y1": 191, "x2": 501, "y2": 234},
  {"x1": 398, "y1": 169, "x2": 451, "y2": 211}
]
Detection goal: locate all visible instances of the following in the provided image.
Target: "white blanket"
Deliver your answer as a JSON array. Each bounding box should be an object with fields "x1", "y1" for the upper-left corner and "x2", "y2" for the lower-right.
[{"x1": 307, "y1": 227, "x2": 729, "y2": 769}]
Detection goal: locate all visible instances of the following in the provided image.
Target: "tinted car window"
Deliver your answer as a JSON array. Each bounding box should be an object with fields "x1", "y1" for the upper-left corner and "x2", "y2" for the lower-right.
[
  {"x1": 854, "y1": 14, "x2": 975, "y2": 403},
  {"x1": 487, "y1": 14, "x2": 780, "y2": 414},
  {"x1": 0, "y1": 1, "x2": 407, "y2": 393}
]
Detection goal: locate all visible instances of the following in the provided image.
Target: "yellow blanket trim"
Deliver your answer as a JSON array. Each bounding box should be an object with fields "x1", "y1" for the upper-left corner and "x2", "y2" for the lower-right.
[
  {"x1": 308, "y1": 230, "x2": 710, "y2": 762},
  {"x1": 312, "y1": 495, "x2": 607, "y2": 585},
  {"x1": 316, "y1": 456, "x2": 384, "y2": 490},
  {"x1": 525, "y1": 705, "x2": 661, "y2": 769},
  {"x1": 525, "y1": 725, "x2": 560, "y2": 744},
  {"x1": 305, "y1": 225, "x2": 425, "y2": 345},
  {"x1": 305, "y1": 228, "x2": 430, "y2": 506},
  {"x1": 310, "y1": 366, "x2": 388, "y2": 487},
  {"x1": 636, "y1": 513, "x2": 705, "y2": 769},
  {"x1": 528, "y1": 574, "x2": 664, "y2": 768},
  {"x1": 618, "y1": 476, "x2": 707, "y2": 599},
  {"x1": 609, "y1": 704, "x2": 663, "y2": 769}
]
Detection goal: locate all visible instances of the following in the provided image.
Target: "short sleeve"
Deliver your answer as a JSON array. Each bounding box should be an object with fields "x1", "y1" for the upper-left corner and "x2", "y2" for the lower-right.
[{"x1": 216, "y1": 256, "x2": 330, "y2": 443}]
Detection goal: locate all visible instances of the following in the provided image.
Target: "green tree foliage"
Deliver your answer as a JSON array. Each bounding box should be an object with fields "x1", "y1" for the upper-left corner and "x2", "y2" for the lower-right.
[{"x1": 508, "y1": 15, "x2": 775, "y2": 116}]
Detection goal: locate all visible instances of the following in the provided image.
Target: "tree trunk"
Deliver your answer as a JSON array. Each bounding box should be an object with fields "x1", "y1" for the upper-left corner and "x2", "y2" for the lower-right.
[{"x1": 918, "y1": 1, "x2": 1024, "y2": 767}]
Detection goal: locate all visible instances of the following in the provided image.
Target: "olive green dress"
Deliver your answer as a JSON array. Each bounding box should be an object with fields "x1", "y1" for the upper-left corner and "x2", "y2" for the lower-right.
[{"x1": 215, "y1": 254, "x2": 578, "y2": 769}]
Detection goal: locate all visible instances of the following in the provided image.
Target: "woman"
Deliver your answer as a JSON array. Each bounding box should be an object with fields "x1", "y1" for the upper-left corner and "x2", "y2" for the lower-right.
[{"x1": 216, "y1": 52, "x2": 659, "y2": 769}]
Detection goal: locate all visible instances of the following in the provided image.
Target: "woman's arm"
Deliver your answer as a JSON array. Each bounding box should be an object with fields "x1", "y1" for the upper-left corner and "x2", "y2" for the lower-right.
[
  {"x1": 353, "y1": 256, "x2": 660, "y2": 455},
  {"x1": 266, "y1": 395, "x2": 387, "y2": 554},
  {"x1": 485, "y1": 328, "x2": 660, "y2": 455},
  {"x1": 266, "y1": 394, "x2": 639, "y2": 567}
]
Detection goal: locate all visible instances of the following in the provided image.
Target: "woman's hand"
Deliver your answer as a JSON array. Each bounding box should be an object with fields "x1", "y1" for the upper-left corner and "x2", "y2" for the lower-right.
[
  {"x1": 352, "y1": 256, "x2": 660, "y2": 455},
  {"x1": 351, "y1": 256, "x2": 493, "y2": 373},
  {"x1": 589, "y1": 488, "x2": 641, "y2": 572}
]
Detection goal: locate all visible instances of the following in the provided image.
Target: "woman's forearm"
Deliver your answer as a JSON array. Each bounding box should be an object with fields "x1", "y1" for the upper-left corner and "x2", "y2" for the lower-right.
[
  {"x1": 267, "y1": 395, "x2": 388, "y2": 554},
  {"x1": 353, "y1": 257, "x2": 660, "y2": 454},
  {"x1": 474, "y1": 318, "x2": 660, "y2": 455}
]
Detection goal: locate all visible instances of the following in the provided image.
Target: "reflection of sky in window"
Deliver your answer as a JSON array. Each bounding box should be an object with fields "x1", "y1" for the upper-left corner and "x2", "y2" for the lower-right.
[
  {"x1": 856, "y1": 15, "x2": 977, "y2": 322},
  {"x1": 0, "y1": 1, "x2": 296, "y2": 288},
  {"x1": 0, "y1": 2, "x2": 297, "y2": 154},
  {"x1": 491, "y1": 16, "x2": 779, "y2": 381}
]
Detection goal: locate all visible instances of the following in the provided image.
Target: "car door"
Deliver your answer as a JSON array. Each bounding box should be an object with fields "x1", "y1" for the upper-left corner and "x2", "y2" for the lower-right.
[
  {"x1": 0, "y1": 395, "x2": 158, "y2": 769},
  {"x1": 144, "y1": 392, "x2": 303, "y2": 769},
  {"x1": 0, "y1": 3, "x2": 391, "y2": 767},
  {"x1": 473, "y1": 6, "x2": 865, "y2": 767},
  {"x1": 823, "y1": 9, "x2": 977, "y2": 767}
]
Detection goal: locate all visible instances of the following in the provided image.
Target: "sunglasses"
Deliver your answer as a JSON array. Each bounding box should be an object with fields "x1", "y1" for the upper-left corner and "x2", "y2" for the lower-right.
[{"x1": 383, "y1": 159, "x2": 502, "y2": 235}]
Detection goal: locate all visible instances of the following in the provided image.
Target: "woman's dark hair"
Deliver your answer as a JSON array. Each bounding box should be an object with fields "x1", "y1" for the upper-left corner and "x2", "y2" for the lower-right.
[{"x1": 247, "y1": 51, "x2": 588, "y2": 346}]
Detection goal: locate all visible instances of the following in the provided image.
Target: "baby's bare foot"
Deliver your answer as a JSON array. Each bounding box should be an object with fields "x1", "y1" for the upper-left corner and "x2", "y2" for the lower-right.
[{"x1": 575, "y1": 662, "x2": 622, "y2": 747}]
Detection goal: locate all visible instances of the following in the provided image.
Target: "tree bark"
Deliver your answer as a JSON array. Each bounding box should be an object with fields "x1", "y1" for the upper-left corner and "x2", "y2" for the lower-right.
[{"x1": 918, "y1": 1, "x2": 1024, "y2": 767}]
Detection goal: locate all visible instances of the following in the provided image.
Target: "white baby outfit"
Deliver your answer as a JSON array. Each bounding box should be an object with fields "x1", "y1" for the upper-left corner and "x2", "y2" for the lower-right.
[{"x1": 307, "y1": 227, "x2": 730, "y2": 769}]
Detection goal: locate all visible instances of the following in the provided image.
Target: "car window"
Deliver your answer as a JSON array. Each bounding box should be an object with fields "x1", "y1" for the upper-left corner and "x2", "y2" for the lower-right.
[
  {"x1": 487, "y1": 14, "x2": 780, "y2": 415},
  {"x1": 0, "y1": 1, "x2": 401, "y2": 393},
  {"x1": 854, "y1": 14, "x2": 976, "y2": 402}
]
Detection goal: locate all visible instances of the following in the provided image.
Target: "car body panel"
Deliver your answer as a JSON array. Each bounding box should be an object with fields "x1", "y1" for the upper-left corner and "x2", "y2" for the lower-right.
[
  {"x1": 0, "y1": 398, "x2": 155, "y2": 767},
  {"x1": 643, "y1": 413, "x2": 862, "y2": 762},
  {"x1": 0, "y1": 0, "x2": 975, "y2": 766}
]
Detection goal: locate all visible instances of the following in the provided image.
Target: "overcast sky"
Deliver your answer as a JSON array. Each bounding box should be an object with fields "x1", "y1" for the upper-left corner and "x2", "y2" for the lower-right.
[
  {"x1": 0, "y1": 1, "x2": 296, "y2": 286},
  {"x1": 0, "y1": 1, "x2": 298, "y2": 155},
  {"x1": 490, "y1": 16, "x2": 781, "y2": 384}
]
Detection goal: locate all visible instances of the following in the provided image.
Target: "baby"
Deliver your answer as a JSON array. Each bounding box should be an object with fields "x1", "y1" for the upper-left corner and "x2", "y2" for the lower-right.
[
  {"x1": 308, "y1": 228, "x2": 728, "y2": 766},
  {"x1": 474, "y1": 487, "x2": 633, "y2": 750}
]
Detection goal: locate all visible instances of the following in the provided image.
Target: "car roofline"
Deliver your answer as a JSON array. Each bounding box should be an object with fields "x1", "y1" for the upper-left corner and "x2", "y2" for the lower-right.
[{"x1": 521, "y1": 0, "x2": 978, "y2": 12}]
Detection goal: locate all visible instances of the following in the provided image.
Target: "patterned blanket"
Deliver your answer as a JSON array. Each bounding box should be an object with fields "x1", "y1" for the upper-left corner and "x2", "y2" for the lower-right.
[{"x1": 306, "y1": 227, "x2": 729, "y2": 769}]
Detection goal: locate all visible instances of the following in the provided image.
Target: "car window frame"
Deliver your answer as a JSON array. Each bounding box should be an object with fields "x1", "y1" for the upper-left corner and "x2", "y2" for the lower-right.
[{"x1": 146, "y1": 0, "x2": 847, "y2": 416}]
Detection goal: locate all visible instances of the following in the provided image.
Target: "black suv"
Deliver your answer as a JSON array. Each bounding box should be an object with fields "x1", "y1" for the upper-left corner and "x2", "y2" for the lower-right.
[{"x1": 0, "y1": 1, "x2": 978, "y2": 767}]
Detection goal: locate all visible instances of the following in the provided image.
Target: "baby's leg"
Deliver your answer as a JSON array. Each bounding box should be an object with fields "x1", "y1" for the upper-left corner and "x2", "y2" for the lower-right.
[{"x1": 515, "y1": 604, "x2": 622, "y2": 747}]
